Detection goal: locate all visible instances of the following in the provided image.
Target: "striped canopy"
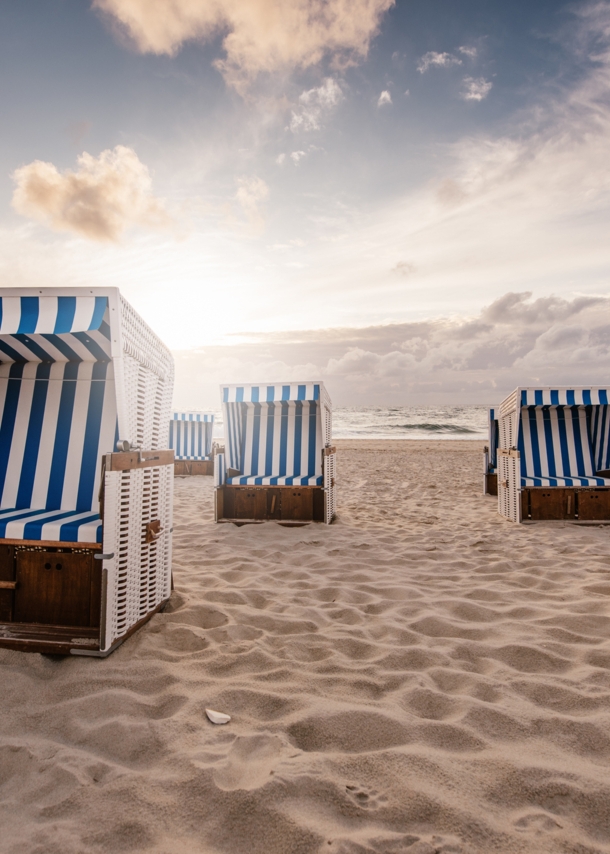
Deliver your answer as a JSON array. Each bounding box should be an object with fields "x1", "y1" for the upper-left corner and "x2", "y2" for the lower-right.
[
  {"x1": 501, "y1": 387, "x2": 610, "y2": 414},
  {"x1": 0, "y1": 295, "x2": 110, "y2": 363},
  {"x1": 169, "y1": 411, "x2": 214, "y2": 460},
  {"x1": 488, "y1": 408, "x2": 498, "y2": 470},
  {"x1": 222, "y1": 383, "x2": 321, "y2": 403}
]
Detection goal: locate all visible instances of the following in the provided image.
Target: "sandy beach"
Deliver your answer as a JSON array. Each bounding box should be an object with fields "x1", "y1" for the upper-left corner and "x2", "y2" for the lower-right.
[{"x1": 2, "y1": 439, "x2": 610, "y2": 854}]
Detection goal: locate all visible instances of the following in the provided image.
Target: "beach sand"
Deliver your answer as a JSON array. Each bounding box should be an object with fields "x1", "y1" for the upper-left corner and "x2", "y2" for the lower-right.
[{"x1": 2, "y1": 439, "x2": 610, "y2": 853}]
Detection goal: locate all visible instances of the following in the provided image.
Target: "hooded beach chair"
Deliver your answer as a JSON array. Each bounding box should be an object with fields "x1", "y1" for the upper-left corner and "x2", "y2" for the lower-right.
[
  {"x1": 214, "y1": 382, "x2": 336, "y2": 523},
  {"x1": 497, "y1": 387, "x2": 610, "y2": 522},
  {"x1": 170, "y1": 411, "x2": 215, "y2": 475},
  {"x1": 483, "y1": 408, "x2": 499, "y2": 495},
  {"x1": 0, "y1": 288, "x2": 174, "y2": 656}
]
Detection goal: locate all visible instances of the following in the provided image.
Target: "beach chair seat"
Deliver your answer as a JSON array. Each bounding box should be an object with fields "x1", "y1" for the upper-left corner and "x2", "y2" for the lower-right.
[
  {"x1": 0, "y1": 508, "x2": 101, "y2": 543},
  {"x1": 0, "y1": 289, "x2": 174, "y2": 656},
  {"x1": 215, "y1": 383, "x2": 335, "y2": 523},
  {"x1": 497, "y1": 388, "x2": 610, "y2": 522}
]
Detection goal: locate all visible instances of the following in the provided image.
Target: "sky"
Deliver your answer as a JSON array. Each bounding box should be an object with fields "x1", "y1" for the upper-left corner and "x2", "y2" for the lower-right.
[{"x1": 1, "y1": 0, "x2": 610, "y2": 407}]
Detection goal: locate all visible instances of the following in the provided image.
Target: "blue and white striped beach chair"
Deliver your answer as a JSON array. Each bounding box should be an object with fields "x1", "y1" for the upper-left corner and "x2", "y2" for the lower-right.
[
  {"x1": 497, "y1": 387, "x2": 610, "y2": 522},
  {"x1": 483, "y1": 408, "x2": 499, "y2": 495},
  {"x1": 170, "y1": 411, "x2": 215, "y2": 475},
  {"x1": 214, "y1": 382, "x2": 335, "y2": 523},
  {"x1": 0, "y1": 288, "x2": 174, "y2": 655}
]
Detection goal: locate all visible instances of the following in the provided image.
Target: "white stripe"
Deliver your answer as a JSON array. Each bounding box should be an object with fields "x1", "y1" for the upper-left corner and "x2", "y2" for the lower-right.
[
  {"x1": 29, "y1": 368, "x2": 63, "y2": 508},
  {"x1": 35, "y1": 297, "x2": 59, "y2": 333},
  {"x1": 0, "y1": 299, "x2": 22, "y2": 334},
  {"x1": 72, "y1": 297, "x2": 97, "y2": 331},
  {"x1": 1, "y1": 372, "x2": 36, "y2": 508},
  {"x1": 61, "y1": 363, "x2": 93, "y2": 509}
]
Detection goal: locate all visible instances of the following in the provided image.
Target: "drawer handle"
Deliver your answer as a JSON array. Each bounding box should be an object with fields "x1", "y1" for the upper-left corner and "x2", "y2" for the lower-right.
[{"x1": 0, "y1": 580, "x2": 17, "y2": 590}]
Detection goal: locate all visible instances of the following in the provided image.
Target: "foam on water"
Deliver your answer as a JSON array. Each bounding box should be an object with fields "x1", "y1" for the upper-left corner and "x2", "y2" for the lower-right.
[{"x1": 210, "y1": 405, "x2": 489, "y2": 441}]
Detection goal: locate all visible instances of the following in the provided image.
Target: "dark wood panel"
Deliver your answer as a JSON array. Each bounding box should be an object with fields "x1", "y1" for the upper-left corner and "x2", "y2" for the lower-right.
[
  {"x1": 577, "y1": 489, "x2": 610, "y2": 521},
  {"x1": 266, "y1": 489, "x2": 282, "y2": 520},
  {"x1": 0, "y1": 544, "x2": 15, "y2": 622},
  {"x1": 14, "y1": 551, "x2": 95, "y2": 627},
  {"x1": 234, "y1": 489, "x2": 267, "y2": 520},
  {"x1": 313, "y1": 488, "x2": 325, "y2": 521},
  {"x1": 485, "y1": 474, "x2": 498, "y2": 496},
  {"x1": 282, "y1": 489, "x2": 314, "y2": 521},
  {"x1": 107, "y1": 450, "x2": 174, "y2": 471},
  {"x1": 525, "y1": 488, "x2": 576, "y2": 520}
]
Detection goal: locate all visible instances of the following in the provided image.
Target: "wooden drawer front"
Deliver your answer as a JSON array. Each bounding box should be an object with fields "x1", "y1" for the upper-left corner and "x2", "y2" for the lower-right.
[
  {"x1": 14, "y1": 551, "x2": 98, "y2": 628},
  {"x1": 282, "y1": 489, "x2": 314, "y2": 521},
  {"x1": 234, "y1": 489, "x2": 267, "y2": 520},
  {"x1": 525, "y1": 488, "x2": 576, "y2": 520},
  {"x1": 578, "y1": 489, "x2": 610, "y2": 520}
]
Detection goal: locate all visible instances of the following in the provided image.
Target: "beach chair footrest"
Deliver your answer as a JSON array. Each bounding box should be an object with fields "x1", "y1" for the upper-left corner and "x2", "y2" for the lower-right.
[
  {"x1": 216, "y1": 486, "x2": 324, "y2": 522},
  {"x1": 174, "y1": 460, "x2": 214, "y2": 476},
  {"x1": 521, "y1": 487, "x2": 610, "y2": 521}
]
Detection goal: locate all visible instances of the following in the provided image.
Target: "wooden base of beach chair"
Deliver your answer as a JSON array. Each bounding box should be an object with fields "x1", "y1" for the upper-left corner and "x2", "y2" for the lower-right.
[
  {"x1": 521, "y1": 488, "x2": 610, "y2": 521},
  {"x1": 0, "y1": 539, "x2": 168, "y2": 655},
  {"x1": 216, "y1": 485, "x2": 325, "y2": 523},
  {"x1": 174, "y1": 460, "x2": 214, "y2": 476},
  {"x1": 485, "y1": 474, "x2": 498, "y2": 496}
]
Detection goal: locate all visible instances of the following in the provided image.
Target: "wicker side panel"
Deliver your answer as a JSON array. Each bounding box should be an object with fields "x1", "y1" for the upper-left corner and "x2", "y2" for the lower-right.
[
  {"x1": 102, "y1": 466, "x2": 173, "y2": 651},
  {"x1": 117, "y1": 295, "x2": 174, "y2": 450},
  {"x1": 499, "y1": 411, "x2": 517, "y2": 451},
  {"x1": 324, "y1": 452, "x2": 336, "y2": 524},
  {"x1": 498, "y1": 451, "x2": 520, "y2": 523}
]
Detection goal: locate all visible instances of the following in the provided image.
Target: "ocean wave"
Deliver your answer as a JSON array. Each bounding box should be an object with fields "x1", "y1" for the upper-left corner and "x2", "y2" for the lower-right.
[{"x1": 387, "y1": 423, "x2": 478, "y2": 434}]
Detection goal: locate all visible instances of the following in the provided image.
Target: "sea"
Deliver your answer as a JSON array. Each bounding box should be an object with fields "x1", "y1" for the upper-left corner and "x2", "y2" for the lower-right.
[{"x1": 210, "y1": 406, "x2": 489, "y2": 441}]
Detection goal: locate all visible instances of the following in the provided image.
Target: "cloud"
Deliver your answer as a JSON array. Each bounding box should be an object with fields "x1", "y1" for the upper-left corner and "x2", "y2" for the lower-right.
[
  {"x1": 289, "y1": 77, "x2": 343, "y2": 132},
  {"x1": 94, "y1": 0, "x2": 394, "y2": 92},
  {"x1": 171, "y1": 291, "x2": 610, "y2": 407},
  {"x1": 377, "y1": 90, "x2": 392, "y2": 107},
  {"x1": 290, "y1": 150, "x2": 307, "y2": 163},
  {"x1": 11, "y1": 145, "x2": 170, "y2": 241},
  {"x1": 235, "y1": 174, "x2": 269, "y2": 230},
  {"x1": 458, "y1": 45, "x2": 477, "y2": 58},
  {"x1": 417, "y1": 51, "x2": 462, "y2": 73},
  {"x1": 461, "y1": 76, "x2": 492, "y2": 101}
]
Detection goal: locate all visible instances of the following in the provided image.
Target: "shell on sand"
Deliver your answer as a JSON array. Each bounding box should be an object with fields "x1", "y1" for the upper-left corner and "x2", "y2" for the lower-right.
[{"x1": 206, "y1": 708, "x2": 231, "y2": 725}]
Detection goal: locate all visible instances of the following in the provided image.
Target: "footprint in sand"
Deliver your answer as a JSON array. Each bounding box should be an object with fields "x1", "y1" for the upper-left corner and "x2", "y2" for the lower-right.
[
  {"x1": 345, "y1": 784, "x2": 388, "y2": 810},
  {"x1": 213, "y1": 735, "x2": 285, "y2": 791}
]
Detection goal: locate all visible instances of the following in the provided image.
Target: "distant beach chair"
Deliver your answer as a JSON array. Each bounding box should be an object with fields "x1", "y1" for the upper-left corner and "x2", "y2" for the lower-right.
[
  {"x1": 170, "y1": 411, "x2": 215, "y2": 475},
  {"x1": 497, "y1": 387, "x2": 610, "y2": 522},
  {"x1": 214, "y1": 382, "x2": 336, "y2": 523},
  {"x1": 483, "y1": 408, "x2": 499, "y2": 495},
  {"x1": 0, "y1": 288, "x2": 174, "y2": 656}
]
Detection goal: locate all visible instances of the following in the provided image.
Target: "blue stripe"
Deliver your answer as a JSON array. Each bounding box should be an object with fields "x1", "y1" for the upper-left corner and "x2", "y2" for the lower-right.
[
  {"x1": 297, "y1": 385, "x2": 306, "y2": 401},
  {"x1": 293, "y1": 402, "x2": 302, "y2": 476},
  {"x1": 15, "y1": 362, "x2": 51, "y2": 509},
  {"x1": 601, "y1": 390, "x2": 608, "y2": 405},
  {"x1": 236, "y1": 387, "x2": 244, "y2": 403},
  {"x1": 313, "y1": 384, "x2": 320, "y2": 401},
  {"x1": 528, "y1": 408, "x2": 541, "y2": 477},
  {"x1": 557, "y1": 407, "x2": 571, "y2": 475},
  {"x1": 76, "y1": 362, "x2": 107, "y2": 511},
  {"x1": 89, "y1": 297, "x2": 107, "y2": 330},
  {"x1": 99, "y1": 319, "x2": 111, "y2": 340},
  {"x1": 308, "y1": 402, "x2": 317, "y2": 476},
  {"x1": 279, "y1": 402, "x2": 288, "y2": 476},
  {"x1": 282, "y1": 385, "x2": 290, "y2": 401},
  {"x1": 267, "y1": 386, "x2": 274, "y2": 402},
  {"x1": 265, "y1": 403, "x2": 274, "y2": 476},
  {"x1": 542, "y1": 408, "x2": 556, "y2": 477},
  {"x1": 12, "y1": 334, "x2": 54, "y2": 362},
  {"x1": 18, "y1": 297, "x2": 39, "y2": 334},
  {"x1": 521, "y1": 390, "x2": 527, "y2": 406},
  {"x1": 54, "y1": 297, "x2": 76, "y2": 333},
  {"x1": 572, "y1": 407, "x2": 586, "y2": 475},
  {"x1": 534, "y1": 390, "x2": 543, "y2": 405},
  {"x1": 567, "y1": 390, "x2": 575, "y2": 406},
  {"x1": 0, "y1": 339, "x2": 26, "y2": 362},
  {"x1": 223, "y1": 387, "x2": 229, "y2": 403},
  {"x1": 250, "y1": 403, "x2": 260, "y2": 474},
  {"x1": 0, "y1": 362, "x2": 24, "y2": 502},
  {"x1": 550, "y1": 390, "x2": 559, "y2": 405},
  {"x1": 251, "y1": 386, "x2": 259, "y2": 403},
  {"x1": 583, "y1": 390, "x2": 592, "y2": 406},
  {"x1": 60, "y1": 514, "x2": 101, "y2": 543}
]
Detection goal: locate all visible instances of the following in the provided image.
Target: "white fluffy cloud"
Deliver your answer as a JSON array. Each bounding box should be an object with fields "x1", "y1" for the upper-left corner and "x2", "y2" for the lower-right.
[
  {"x1": 417, "y1": 51, "x2": 462, "y2": 73},
  {"x1": 289, "y1": 77, "x2": 343, "y2": 132},
  {"x1": 462, "y1": 76, "x2": 493, "y2": 101},
  {"x1": 377, "y1": 90, "x2": 392, "y2": 106},
  {"x1": 172, "y1": 292, "x2": 610, "y2": 407},
  {"x1": 11, "y1": 145, "x2": 170, "y2": 241},
  {"x1": 93, "y1": 0, "x2": 394, "y2": 92}
]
